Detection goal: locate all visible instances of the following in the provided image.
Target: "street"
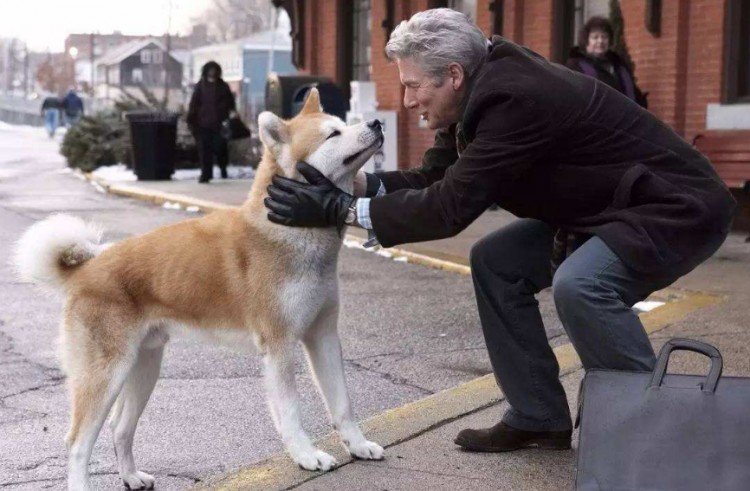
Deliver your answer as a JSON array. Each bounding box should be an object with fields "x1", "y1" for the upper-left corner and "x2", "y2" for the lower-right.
[{"x1": 0, "y1": 123, "x2": 565, "y2": 490}]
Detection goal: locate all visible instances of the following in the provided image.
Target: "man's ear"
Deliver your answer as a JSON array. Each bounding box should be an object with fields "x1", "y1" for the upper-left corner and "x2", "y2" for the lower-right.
[
  {"x1": 258, "y1": 111, "x2": 289, "y2": 153},
  {"x1": 447, "y1": 63, "x2": 466, "y2": 91}
]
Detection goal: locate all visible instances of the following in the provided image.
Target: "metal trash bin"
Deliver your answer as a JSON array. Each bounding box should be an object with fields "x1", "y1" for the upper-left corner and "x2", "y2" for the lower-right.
[{"x1": 125, "y1": 111, "x2": 179, "y2": 181}]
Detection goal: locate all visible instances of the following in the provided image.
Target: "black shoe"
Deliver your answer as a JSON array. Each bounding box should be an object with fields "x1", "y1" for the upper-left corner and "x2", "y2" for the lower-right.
[
  {"x1": 454, "y1": 421, "x2": 571, "y2": 452},
  {"x1": 199, "y1": 177, "x2": 211, "y2": 184},
  {"x1": 220, "y1": 168, "x2": 228, "y2": 179}
]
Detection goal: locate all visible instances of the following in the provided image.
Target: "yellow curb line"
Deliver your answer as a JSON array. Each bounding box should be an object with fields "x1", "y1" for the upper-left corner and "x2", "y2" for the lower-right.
[{"x1": 195, "y1": 290, "x2": 723, "y2": 491}]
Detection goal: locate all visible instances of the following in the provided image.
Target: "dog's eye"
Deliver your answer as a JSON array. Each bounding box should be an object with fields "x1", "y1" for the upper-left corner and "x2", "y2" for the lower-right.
[{"x1": 326, "y1": 130, "x2": 341, "y2": 140}]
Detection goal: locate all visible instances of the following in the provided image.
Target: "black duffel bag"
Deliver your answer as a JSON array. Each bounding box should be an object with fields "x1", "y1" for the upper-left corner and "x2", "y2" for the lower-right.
[{"x1": 576, "y1": 338, "x2": 750, "y2": 491}]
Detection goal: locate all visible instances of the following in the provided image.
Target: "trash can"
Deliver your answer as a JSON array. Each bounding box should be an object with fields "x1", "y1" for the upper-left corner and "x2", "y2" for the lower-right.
[
  {"x1": 265, "y1": 74, "x2": 350, "y2": 120},
  {"x1": 126, "y1": 111, "x2": 179, "y2": 180}
]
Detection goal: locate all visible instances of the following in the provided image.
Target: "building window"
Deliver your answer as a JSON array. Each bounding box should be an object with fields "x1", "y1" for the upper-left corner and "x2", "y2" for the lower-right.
[
  {"x1": 140, "y1": 50, "x2": 151, "y2": 64},
  {"x1": 352, "y1": 0, "x2": 372, "y2": 81},
  {"x1": 725, "y1": 0, "x2": 750, "y2": 103},
  {"x1": 132, "y1": 68, "x2": 143, "y2": 84},
  {"x1": 491, "y1": 0, "x2": 505, "y2": 36},
  {"x1": 152, "y1": 50, "x2": 163, "y2": 64},
  {"x1": 448, "y1": 0, "x2": 477, "y2": 21}
]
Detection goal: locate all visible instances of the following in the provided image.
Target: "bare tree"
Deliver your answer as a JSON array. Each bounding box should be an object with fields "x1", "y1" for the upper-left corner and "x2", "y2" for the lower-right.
[{"x1": 195, "y1": 0, "x2": 274, "y2": 43}]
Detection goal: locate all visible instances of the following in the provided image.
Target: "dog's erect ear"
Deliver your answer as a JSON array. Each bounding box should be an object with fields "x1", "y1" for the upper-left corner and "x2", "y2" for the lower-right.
[
  {"x1": 258, "y1": 111, "x2": 289, "y2": 153},
  {"x1": 299, "y1": 87, "x2": 322, "y2": 115}
]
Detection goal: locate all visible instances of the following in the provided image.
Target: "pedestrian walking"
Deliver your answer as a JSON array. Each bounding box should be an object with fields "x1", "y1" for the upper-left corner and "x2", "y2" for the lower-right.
[
  {"x1": 264, "y1": 9, "x2": 735, "y2": 453},
  {"x1": 186, "y1": 61, "x2": 237, "y2": 183},
  {"x1": 40, "y1": 95, "x2": 62, "y2": 138},
  {"x1": 61, "y1": 89, "x2": 84, "y2": 127}
]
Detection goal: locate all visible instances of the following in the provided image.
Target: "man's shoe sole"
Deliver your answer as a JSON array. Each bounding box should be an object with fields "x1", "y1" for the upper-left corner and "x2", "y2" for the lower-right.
[{"x1": 453, "y1": 437, "x2": 571, "y2": 453}]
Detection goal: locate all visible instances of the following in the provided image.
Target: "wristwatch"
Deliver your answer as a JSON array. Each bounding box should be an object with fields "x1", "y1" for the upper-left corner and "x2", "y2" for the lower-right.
[{"x1": 344, "y1": 200, "x2": 358, "y2": 225}]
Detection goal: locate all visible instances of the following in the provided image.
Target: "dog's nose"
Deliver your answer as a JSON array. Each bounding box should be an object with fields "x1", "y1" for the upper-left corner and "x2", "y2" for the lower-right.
[{"x1": 367, "y1": 119, "x2": 382, "y2": 131}]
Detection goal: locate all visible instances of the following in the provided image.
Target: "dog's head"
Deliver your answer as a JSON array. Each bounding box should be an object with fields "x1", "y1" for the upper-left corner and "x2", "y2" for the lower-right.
[{"x1": 257, "y1": 88, "x2": 384, "y2": 191}]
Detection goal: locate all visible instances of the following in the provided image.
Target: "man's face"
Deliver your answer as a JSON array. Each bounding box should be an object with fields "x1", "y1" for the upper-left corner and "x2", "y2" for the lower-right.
[
  {"x1": 397, "y1": 57, "x2": 463, "y2": 130},
  {"x1": 586, "y1": 30, "x2": 610, "y2": 57},
  {"x1": 207, "y1": 68, "x2": 217, "y2": 82}
]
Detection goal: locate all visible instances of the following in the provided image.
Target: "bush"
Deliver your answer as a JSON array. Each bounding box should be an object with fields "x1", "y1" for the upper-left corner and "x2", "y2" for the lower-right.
[
  {"x1": 60, "y1": 112, "x2": 129, "y2": 172},
  {"x1": 60, "y1": 85, "x2": 201, "y2": 172}
]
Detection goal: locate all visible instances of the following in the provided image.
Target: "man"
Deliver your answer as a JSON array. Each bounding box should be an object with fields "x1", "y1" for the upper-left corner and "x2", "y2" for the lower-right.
[
  {"x1": 61, "y1": 89, "x2": 84, "y2": 127},
  {"x1": 187, "y1": 61, "x2": 237, "y2": 183},
  {"x1": 40, "y1": 94, "x2": 62, "y2": 138},
  {"x1": 264, "y1": 9, "x2": 735, "y2": 452}
]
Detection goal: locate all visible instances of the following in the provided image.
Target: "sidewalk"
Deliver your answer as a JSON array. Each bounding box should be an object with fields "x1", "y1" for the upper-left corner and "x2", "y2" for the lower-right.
[{"x1": 87, "y1": 171, "x2": 750, "y2": 491}]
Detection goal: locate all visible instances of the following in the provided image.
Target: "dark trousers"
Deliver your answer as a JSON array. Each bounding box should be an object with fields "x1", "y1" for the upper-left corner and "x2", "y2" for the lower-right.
[
  {"x1": 470, "y1": 218, "x2": 725, "y2": 431},
  {"x1": 197, "y1": 127, "x2": 228, "y2": 180}
]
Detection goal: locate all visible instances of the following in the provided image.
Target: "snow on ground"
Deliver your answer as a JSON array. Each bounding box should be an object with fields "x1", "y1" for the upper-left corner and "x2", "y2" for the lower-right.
[{"x1": 92, "y1": 163, "x2": 256, "y2": 182}]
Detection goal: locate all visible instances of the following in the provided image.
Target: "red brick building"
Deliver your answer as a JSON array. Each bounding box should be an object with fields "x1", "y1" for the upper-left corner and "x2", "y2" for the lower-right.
[{"x1": 274, "y1": 0, "x2": 749, "y2": 191}]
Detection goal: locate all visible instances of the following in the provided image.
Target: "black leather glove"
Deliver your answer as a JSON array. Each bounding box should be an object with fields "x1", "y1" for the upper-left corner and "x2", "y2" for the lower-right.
[{"x1": 265, "y1": 162, "x2": 356, "y2": 236}]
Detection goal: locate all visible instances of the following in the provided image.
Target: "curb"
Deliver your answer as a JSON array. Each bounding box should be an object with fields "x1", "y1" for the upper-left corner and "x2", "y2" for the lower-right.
[{"x1": 194, "y1": 289, "x2": 722, "y2": 491}]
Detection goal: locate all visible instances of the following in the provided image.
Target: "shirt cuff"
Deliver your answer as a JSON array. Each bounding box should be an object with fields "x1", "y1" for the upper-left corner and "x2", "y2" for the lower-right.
[
  {"x1": 355, "y1": 198, "x2": 381, "y2": 248},
  {"x1": 356, "y1": 198, "x2": 373, "y2": 229}
]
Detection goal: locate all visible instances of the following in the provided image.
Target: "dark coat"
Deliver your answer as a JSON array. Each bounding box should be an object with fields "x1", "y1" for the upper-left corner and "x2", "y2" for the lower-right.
[
  {"x1": 41, "y1": 96, "x2": 62, "y2": 113},
  {"x1": 370, "y1": 37, "x2": 736, "y2": 275},
  {"x1": 566, "y1": 47, "x2": 648, "y2": 108},
  {"x1": 187, "y1": 61, "x2": 236, "y2": 131},
  {"x1": 61, "y1": 91, "x2": 84, "y2": 117}
]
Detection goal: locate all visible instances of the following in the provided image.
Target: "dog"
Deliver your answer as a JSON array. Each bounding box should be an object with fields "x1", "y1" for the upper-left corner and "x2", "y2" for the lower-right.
[{"x1": 13, "y1": 88, "x2": 385, "y2": 491}]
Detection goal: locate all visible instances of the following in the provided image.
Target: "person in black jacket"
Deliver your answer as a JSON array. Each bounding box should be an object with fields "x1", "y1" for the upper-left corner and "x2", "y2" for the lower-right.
[
  {"x1": 40, "y1": 95, "x2": 62, "y2": 138},
  {"x1": 187, "y1": 61, "x2": 237, "y2": 183},
  {"x1": 263, "y1": 9, "x2": 735, "y2": 453},
  {"x1": 566, "y1": 16, "x2": 648, "y2": 108}
]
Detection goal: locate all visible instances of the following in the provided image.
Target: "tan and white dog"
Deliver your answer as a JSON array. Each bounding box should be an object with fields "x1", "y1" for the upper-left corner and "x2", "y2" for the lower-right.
[{"x1": 14, "y1": 89, "x2": 385, "y2": 491}]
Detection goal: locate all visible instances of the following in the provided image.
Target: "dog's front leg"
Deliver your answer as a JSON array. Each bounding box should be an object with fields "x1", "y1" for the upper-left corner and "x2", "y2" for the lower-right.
[
  {"x1": 303, "y1": 308, "x2": 384, "y2": 461},
  {"x1": 263, "y1": 346, "x2": 337, "y2": 471}
]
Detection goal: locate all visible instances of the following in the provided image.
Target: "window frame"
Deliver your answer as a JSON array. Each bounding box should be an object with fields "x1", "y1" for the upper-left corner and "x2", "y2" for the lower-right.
[{"x1": 723, "y1": 0, "x2": 750, "y2": 104}]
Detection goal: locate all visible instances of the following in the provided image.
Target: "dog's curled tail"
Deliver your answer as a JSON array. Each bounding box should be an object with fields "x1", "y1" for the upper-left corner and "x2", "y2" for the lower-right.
[{"x1": 14, "y1": 214, "x2": 104, "y2": 292}]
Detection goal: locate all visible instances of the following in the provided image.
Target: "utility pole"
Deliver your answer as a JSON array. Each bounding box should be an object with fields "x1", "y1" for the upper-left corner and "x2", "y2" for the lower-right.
[
  {"x1": 89, "y1": 33, "x2": 95, "y2": 96},
  {"x1": 163, "y1": 0, "x2": 173, "y2": 110},
  {"x1": 23, "y1": 43, "x2": 29, "y2": 97}
]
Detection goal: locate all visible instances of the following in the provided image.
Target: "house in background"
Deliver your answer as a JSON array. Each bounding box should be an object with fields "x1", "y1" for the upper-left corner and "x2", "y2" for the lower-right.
[
  {"x1": 191, "y1": 10, "x2": 297, "y2": 122},
  {"x1": 95, "y1": 39, "x2": 184, "y2": 109},
  {"x1": 66, "y1": 26, "x2": 210, "y2": 92}
]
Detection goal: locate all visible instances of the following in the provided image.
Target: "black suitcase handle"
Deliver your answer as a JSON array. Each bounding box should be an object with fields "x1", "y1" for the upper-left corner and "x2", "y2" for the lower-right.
[{"x1": 648, "y1": 338, "x2": 723, "y2": 393}]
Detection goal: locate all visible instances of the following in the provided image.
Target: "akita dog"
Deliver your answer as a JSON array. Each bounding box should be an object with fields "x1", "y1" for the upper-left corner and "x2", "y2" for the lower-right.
[{"x1": 14, "y1": 89, "x2": 385, "y2": 491}]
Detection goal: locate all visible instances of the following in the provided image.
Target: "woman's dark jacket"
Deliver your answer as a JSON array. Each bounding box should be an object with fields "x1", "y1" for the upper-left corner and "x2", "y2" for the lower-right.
[
  {"x1": 187, "y1": 61, "x2": 236, "y2": 131},
  {"x1": 566, "y1": 46, "x2": 648, "y2": 108},
  {"x1": 369, "y1": 37, "x2": 735, "y2": 275}
]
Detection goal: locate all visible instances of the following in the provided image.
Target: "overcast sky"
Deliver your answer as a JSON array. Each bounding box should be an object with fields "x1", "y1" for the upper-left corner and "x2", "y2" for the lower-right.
[{"x1": 0, "y1": 0, "x2": 208, "y2": 52}]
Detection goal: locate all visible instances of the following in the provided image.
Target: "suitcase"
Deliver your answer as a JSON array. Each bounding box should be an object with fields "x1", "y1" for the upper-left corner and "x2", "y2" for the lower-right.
[{"x1": 575, "y1": 338, "x2": 750, "y2": 491}]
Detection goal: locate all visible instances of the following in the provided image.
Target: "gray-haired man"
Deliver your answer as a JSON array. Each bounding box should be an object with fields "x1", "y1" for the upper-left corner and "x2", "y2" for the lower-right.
[{"x1": 265, "y1": 9, "x2": 735, "y2": 452}]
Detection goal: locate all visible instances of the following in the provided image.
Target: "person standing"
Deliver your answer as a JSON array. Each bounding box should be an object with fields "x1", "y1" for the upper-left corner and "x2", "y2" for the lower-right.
[
  {"x1": 61, "y1": 89, "x2": 84, "y2": 127},
  {"x1": 187, "y1": 61, "x2": 237, "y2": 183},
  {"x1": 40, "y1": 95, "x2": 62, "y2": 138},
  {"x1": 566, "y1": 16, "x2": 648, "y2": 108}
]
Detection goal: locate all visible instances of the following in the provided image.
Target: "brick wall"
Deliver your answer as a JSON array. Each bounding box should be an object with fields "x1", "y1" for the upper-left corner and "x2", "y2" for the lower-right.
[{"x1": 302, "y1": 0, "x2": 734, "y2": 169}]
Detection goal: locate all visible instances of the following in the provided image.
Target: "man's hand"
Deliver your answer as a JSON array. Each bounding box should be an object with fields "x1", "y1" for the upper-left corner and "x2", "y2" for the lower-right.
[{"x1": 265, "y1": 162, "x2": 355, "y2": 235}]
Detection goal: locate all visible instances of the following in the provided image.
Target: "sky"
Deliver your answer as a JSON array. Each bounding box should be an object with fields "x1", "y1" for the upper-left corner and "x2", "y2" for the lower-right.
[{"x1": 0, "y1": 0, "x2": 209, "y2": 52}]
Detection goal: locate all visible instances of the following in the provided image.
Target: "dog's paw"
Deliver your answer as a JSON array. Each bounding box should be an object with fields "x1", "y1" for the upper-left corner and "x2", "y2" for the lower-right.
[
  {"x1": 294, "y1": 449, "x2": 338, "y2": 472},
  {"x1": 122, "y1": 471, "x2": 155, "y2": 490},
  {"x1": 348, "y1": 440, "x2": 385, "y2": 461}
]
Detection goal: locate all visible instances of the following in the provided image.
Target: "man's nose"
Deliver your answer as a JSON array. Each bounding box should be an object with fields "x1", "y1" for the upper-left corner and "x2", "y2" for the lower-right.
[
  {"x1": 403, "y1": 90, "x2": 418, "y2": 109},
  {"x1": 367, "y1": 119, "x2": 382, "y2": 131}
]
